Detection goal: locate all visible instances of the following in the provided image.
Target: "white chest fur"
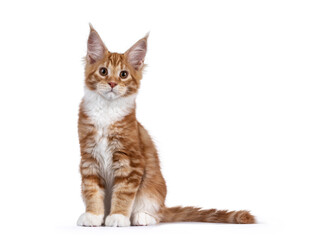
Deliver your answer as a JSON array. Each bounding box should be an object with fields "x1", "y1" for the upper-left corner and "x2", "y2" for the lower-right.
[{"x1": 82, "y1": 88, "x2": 136, "y2": 186}]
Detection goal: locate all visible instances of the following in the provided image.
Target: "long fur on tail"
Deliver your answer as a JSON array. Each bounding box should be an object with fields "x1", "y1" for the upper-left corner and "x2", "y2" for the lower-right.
[{"x1": 160, "y1": 206, "x2": 255, "y2": 224}]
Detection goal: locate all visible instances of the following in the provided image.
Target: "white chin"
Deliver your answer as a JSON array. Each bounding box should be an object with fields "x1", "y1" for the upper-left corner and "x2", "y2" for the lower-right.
[{"x1": 101, "y1": 92, "x2": 120, "y2": 100}]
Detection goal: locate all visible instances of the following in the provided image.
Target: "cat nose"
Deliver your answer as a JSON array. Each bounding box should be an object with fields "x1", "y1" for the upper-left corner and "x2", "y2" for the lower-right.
[{"x1": 108, "y1": 82, "x2": 117, "y2": 88}]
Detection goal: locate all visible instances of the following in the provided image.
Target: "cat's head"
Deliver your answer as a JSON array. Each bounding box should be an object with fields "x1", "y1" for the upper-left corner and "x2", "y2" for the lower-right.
[{"x1": 84, "y1": 25, "x2": 148, "y2": 101}]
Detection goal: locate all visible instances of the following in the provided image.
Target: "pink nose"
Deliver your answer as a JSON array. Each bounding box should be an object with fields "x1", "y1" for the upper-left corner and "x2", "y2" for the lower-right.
[{"x1": 108, "y1": 82, "x2": 117, "y2": 88}]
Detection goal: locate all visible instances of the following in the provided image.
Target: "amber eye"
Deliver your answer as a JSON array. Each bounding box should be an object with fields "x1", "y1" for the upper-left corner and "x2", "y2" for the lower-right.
[
  {"x1": 99, "y1": 67, "x2": 108, "y2": 76},
  {"x1": 120, "y1": 70, "x2": 128, "y2": 79}
]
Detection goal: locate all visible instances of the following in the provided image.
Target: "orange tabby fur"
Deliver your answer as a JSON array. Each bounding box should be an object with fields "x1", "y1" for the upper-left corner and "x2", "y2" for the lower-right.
[{"x1": 77, "y1": 25, "x2": 255, "y2": 227}]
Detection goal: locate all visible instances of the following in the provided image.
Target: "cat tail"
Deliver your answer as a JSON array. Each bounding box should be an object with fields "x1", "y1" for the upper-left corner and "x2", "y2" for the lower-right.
[{"x1": 160, "y1": 206, "x2": 255, "y2": 224}]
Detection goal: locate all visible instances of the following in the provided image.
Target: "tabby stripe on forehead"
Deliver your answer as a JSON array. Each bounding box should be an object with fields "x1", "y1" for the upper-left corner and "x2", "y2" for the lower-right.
[{"x1": 109, "y1": 53, "x2": 122, "y2": 66}]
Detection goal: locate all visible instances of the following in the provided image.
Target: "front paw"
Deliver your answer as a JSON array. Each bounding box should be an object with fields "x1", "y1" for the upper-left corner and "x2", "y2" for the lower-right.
[
  {"x1": 105, "y1": 214, "x2": 130, "y2": 227},
  {"x1": 77, "y1": 212, "x2": 104, "y2": 227}
]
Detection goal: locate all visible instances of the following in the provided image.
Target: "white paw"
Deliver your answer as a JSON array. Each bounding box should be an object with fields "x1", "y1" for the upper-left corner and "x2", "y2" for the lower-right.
[
  {"x1": 105, "y1": 214, "x2": 130, "y2": 227},
  {"x1": 132, "y1": 212, "x2": 157, "y2": 226},
  {"x1": 77, "y1": 212, "x2": 104, "y2": 227}
]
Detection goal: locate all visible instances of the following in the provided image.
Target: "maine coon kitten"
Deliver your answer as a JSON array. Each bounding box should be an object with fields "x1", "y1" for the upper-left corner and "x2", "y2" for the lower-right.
[{"x1": 77, "y1": 25, "x2": 255, "y2": 227}]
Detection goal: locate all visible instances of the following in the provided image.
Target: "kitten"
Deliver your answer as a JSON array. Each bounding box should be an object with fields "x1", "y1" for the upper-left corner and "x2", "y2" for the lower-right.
[{"x1": 77, "y1": 25, "x2": 255, "y2": 227}]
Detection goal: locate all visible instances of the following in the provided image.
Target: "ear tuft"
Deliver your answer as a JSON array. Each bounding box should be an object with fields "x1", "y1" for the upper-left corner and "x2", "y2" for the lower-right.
[
  {"x1": 125, "y1": 35, "x2": 148, "y2": 70},
  {"x1": 87, "y1": 25, "x2": 107, "y2": 64}
]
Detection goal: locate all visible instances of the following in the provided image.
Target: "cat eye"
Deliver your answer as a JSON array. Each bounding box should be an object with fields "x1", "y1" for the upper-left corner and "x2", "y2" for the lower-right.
[
  {"x1": 99, "y1": 67, "x2": 108, "y2": 76},
  {"x1": 120, "y1": 71, "x2": 128, "y2": 79}
]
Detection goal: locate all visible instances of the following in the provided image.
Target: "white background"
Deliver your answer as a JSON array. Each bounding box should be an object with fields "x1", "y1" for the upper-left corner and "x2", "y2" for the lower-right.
[{"x1": 0, "y1": 0, "x2": 313, "y2": 239}]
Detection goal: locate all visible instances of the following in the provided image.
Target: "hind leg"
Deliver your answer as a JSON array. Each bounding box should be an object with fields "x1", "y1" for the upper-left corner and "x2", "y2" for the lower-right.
[{"x1": 131, "y1": 191, "x2": 161, "y2": 226}]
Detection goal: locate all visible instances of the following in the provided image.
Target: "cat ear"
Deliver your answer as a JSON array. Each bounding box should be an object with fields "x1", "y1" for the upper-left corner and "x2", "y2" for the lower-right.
[
  {"x1": 125, "y1": 34, "x2": 149, "y2": 70},
  {"x1": 87, "y1": 24, "x2": 107, "y2": 64}
]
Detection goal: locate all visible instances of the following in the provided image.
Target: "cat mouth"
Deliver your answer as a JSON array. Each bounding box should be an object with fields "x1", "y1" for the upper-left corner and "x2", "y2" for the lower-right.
[
  {"x1": 97, "y1": 87, "x2": 123, "y2": 100},
  {"x1": 98, "y1": 90, "x2": 120, "y2": 100},
  {"x1": 105, "y1": 91, "x2": 116, "y2": 96},
  {"x1": 98, "y1": 89, "x2": 117, "y2": 95}
]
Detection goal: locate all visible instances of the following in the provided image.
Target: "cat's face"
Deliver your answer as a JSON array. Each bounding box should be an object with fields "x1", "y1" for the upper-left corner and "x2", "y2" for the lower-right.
[{"x1": 84, "y1": 25, "x2": 148, "y2": 101}]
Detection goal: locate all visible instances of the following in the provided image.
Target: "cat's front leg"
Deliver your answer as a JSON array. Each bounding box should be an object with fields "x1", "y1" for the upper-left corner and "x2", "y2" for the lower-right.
[
  {"x1": 77, "y1": 157, "x2": 105, "y2": 227},
  {"x1": 105, "y1": 154, "x2": 144, "y2": 227}
]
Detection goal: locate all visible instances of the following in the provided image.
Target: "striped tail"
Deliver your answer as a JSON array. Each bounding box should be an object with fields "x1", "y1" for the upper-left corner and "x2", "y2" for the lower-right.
[{"x1": 161, "y1": 206, "x2": 255, "y2": 224}]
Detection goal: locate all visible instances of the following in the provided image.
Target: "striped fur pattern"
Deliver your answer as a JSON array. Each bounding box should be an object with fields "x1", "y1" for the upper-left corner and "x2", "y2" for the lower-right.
[{"x1": 77, "y1": 25, "x2": 255, "y2": 227}]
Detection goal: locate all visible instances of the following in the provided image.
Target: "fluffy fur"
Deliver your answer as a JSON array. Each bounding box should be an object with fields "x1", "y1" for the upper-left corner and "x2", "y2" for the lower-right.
[{"x1": 77, "y1": 25, "x2": 256, "y2": 227}]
